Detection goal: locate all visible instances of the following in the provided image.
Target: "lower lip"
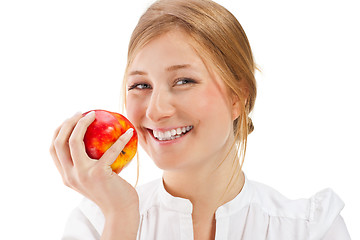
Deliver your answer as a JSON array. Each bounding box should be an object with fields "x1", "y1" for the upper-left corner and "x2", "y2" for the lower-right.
[{"x1": 148, "y1": 128, "x2": 193, "y2": 145}]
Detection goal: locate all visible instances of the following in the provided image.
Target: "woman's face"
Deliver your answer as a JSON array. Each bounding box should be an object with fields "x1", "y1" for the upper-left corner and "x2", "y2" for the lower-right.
[{"x1": 125, "y1": 30, "x2": 240, "y2": 172}]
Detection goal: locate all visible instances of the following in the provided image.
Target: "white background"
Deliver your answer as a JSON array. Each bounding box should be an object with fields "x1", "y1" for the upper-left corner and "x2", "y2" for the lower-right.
[{"x1": 0, "y1": 0, "x2": 359, "y2": 239}]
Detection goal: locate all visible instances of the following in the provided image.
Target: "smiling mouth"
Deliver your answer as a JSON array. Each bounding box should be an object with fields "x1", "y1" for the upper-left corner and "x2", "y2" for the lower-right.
[{"x1": 149, "y1": 126, "x2": 193, "y2": 141}]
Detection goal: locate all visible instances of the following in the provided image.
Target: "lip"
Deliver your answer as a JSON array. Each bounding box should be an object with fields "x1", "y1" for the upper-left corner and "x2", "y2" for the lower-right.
[
  {"x1": 149, "y1": 125, "x2": 192, "y2": 132},
  {"x1": 146, "y1": 126, "x2": 193, "y2": 145}
]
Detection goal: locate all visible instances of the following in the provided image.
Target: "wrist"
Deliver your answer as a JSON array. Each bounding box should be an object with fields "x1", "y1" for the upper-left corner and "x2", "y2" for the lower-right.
[{"x1": 101, "y1": 211, "x2": 140, "y2": 240}]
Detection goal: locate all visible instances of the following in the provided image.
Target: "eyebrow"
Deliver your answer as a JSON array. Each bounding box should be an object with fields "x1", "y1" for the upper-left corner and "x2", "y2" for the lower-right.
[
  {"x1": 166, "y1": 64, "x2": 191, "y2": 72},
  {"x1": 128, "y1": 64, "x2": 191, "y2": 76},
  {"x1": 128, "y1": 70, "x2": 147, "y2": 76}
]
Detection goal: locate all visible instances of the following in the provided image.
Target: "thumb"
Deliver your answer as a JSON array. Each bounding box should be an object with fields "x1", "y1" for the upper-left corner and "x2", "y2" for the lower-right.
[{"x1": 99, "y1": 128, "x2": 134, "y2": 166}]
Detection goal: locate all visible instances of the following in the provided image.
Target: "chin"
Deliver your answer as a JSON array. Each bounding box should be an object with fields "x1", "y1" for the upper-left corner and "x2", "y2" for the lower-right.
[{"x1": 151, "y1": 154, "x2": 189, "y2": 172}]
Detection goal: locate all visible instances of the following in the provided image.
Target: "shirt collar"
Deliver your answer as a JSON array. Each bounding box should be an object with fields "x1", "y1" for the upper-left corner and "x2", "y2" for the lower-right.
[
  {"x1": 159, "y1": 178, "x2": 193, "y2": 214},
  {"x1": 215, "y1": 174, "x2": 253, "y2": 218},
  {"x1": 158, "y1": 174, "x2": 253, "y2": 217}
]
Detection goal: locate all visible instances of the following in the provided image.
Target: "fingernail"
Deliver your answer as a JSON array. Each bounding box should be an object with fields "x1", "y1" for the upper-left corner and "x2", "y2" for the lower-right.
[
  {"x1": 124, "y1": 128, "x2": 134, "y2": 138},
  {"x1": 87, "y1": 111, "x2": 96, "y2": 117},
  {"x1": 125, "y1": 128, "x2": 134, "y2": 134}
]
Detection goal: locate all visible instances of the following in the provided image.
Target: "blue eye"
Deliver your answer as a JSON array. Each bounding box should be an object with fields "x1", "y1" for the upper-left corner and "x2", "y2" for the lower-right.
[
  {"x1": 128, "y1": 83, "x2": 152, "y2": 91},
  {"x1": 175, "y1": 78, "x2": 196, "y2": 86}
]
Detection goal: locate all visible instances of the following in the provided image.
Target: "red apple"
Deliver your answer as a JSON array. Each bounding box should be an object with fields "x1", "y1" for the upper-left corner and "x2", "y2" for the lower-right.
[{"x1": 83, "y1": 110, "x2": 138, "y2": 174}]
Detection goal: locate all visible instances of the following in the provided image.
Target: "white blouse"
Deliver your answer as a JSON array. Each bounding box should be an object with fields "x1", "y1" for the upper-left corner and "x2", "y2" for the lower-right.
[{"x1": 62, "y1": 175, "x2": 351, "y2": 239}]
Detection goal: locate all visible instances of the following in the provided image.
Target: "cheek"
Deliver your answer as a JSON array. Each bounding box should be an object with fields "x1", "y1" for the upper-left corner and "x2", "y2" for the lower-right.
[
  {"x1": 126, "y1": 95, "x2": 150, "y2": 148},
  {"x1": 184, "y1": 87, "x2": 234, "y2": 160},
  {"x1": 125, "y1": 95, "x2": 145, "y2": 128},
  {"x1": 190, "y1": 86, "x2": 232, "y2": 120},
  {"x1": 190, "y1": 86, "x2": 234, "y2": 143}
]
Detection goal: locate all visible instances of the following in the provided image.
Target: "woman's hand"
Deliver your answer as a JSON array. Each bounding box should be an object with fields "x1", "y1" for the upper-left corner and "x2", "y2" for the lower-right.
[{"x1": 49, "y1": 112, "x2": 139, "y2": 220}]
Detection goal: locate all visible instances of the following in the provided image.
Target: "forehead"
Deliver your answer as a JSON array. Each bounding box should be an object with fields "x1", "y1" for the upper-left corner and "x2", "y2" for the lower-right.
[{"x1": 128, "y1": 30, "x2": 207, "y2": 72}]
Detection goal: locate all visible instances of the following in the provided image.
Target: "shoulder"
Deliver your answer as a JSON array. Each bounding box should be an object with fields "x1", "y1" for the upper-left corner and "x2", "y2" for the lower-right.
[
  {"x1": 307, "y1": 188, "x2": 346, "y2": 239},
  {"x1": 247, "y1": 179, "x2": 345, "y2": 239}
]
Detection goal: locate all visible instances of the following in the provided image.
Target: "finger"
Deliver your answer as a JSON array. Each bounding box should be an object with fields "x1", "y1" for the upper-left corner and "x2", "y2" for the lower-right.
[
  {"x1": 54, "y1": 112, "x2": 83, "y2": 171},
  {"x1": 50, "y1": 125, "x2": 63, "y2": 175},
  {"x1": 50, "y1": 144, "x2": 72, "y2": 188},
  {"x1": 99, "y1": 128, "x2": 134, "y2": 166},
  {"x1": 69, "y1": 111, "x2": 96, "y2": 166}
]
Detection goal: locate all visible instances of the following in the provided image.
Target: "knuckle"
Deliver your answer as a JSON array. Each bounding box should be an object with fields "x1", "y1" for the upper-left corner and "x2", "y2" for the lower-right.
[
  {"x1": 107, "y1": 146, "x2": 119, "y2": 156},
  {"x1": 53, "y1": 137, "x2": 64, "y2": 149},
  {"x1": 68, "y1": 135, "x2": 78, "y2": 149},
  {"x1": 62, "y1": 177, "x2": 71, "y2": 188},
  {"x1": 115, "y1": 138, "x2": 128, "y2": 150},
  {"x1": 63, "y1": 174, "x2": 75, "y2": 187},
  {"x1": 50, "y1": 141, "x2": 59, "y2": 154},
  {"x1": 49, "y1": 144, "x2": 55, "y2": 155},
  {"x1": 117, "y1": 139, "x2": 127, "y2": 147}
]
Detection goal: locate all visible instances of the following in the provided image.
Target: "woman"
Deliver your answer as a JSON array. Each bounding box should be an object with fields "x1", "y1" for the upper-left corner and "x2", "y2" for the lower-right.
[{"x1": 50, "y1": 0, "x2": 350, "y2": 239}]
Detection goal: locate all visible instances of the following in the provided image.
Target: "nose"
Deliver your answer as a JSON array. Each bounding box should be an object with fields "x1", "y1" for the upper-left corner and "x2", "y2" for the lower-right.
[{"x1": 146, "y1": 88, "x2": 175, "y2": 122}]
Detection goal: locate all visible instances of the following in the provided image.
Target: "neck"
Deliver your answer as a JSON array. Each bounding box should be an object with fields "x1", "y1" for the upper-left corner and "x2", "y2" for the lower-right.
[{"x1": 162, "y1": 148, "x2": 245, "y2": 216}]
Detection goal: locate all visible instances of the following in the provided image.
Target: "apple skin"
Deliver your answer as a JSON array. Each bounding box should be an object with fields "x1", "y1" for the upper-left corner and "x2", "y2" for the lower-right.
[{"x1": 83, "y1": 110, "x2": 138, "y2": 174}]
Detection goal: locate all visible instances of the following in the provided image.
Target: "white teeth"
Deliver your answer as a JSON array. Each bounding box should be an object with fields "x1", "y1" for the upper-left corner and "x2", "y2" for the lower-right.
[
  {"x1": 153, "y1": 126, "x2": 193, "y2": 141},
  {"x1": 176, "y1": 128, "x2": 182, "y2": 135},
  {"x1": 164, "y1": 131, "x2": 171, "y2": 138}
]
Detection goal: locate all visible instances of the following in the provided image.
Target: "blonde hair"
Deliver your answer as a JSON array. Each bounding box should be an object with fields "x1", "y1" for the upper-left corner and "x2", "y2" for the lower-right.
[{"x1": 123, "y1": 0, "x2": 257, "y2": 189}]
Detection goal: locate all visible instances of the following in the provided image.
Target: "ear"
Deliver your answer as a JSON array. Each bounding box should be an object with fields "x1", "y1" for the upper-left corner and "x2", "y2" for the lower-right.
[
  {"x1": 231, "y1": 93, "x2": 242, "y2": 121},
  {"x1": 231, "y1": 88, "x2": 249, "y2": 121}
]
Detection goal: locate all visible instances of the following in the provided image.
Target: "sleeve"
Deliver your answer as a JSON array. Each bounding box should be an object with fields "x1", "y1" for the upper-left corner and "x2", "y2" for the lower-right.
[
  {"x1": 322, "y1": 215, "x2": 351, "y2": 240},
  {"x1": 308, "y1": 188, "x2": 350, "y2": 240},
  {"x1": 62, "y1": 198, "x2": 105, "y2": 240},
  {"x1": 62, "y1": 207, "x2": 100, "y2": 240}
]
